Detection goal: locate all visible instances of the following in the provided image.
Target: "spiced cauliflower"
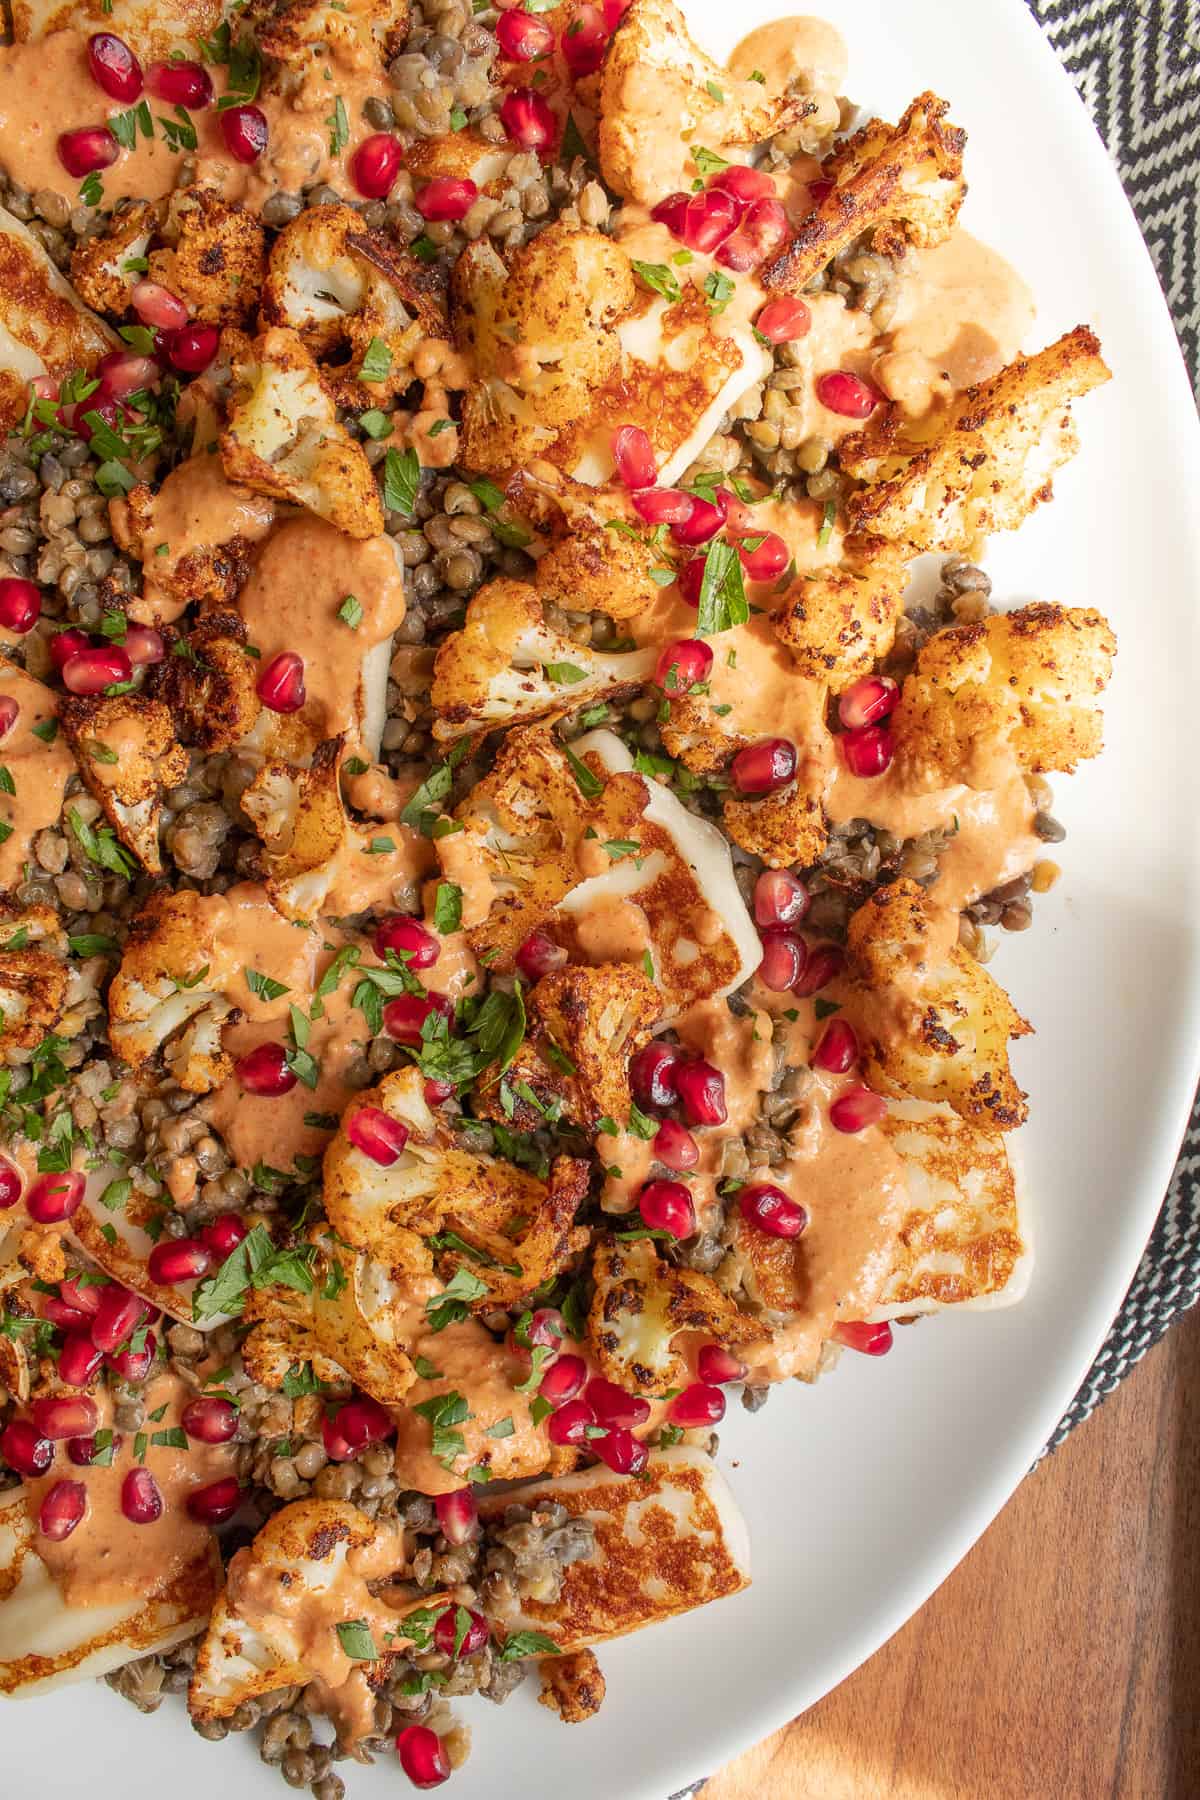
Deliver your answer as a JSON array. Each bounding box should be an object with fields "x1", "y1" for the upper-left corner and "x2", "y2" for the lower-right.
[
  {"x1": 587, "y1": 1234, "x2": 761, "y2": 1396},
  {"x1": 59, "y1": 694, "x2": 188, "y2": 874},
  {"x1": 773, "y1": 536, "x2": 910, "y2": 689},
  {"x1": 148, "y1": 187, "x2": 266, "y2": 328}
]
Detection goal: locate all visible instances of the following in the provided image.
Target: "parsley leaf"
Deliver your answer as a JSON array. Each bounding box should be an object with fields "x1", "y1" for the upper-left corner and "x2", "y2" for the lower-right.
[
  {"x1": 433, "y1": 881, "x2": 462, "y2": 935},
  {"x1": 630, "y1": 259, "x2": 681, "y2": 304},
  {"x1": 382, "y1": 445, "x2": 420, "y2": 515},
  {"x1": 695, "y1": 538, "x2": 749, "y2": 636},
  {"x1": 359, "y1": 337, "x2": 393, "y2": 384},
  {"x1": 335, "y1": 1619, "x2": 379, "y2": 1662},
  {"x1": 498, "y1": 1630, "x2": 560, "y2": 1661},
  {"x1": 424, "y1": 1267, "x2": 488, "y2": 1333},
  {"x1": 337, "y1": 594, "x2": 363, "y2": 629}
]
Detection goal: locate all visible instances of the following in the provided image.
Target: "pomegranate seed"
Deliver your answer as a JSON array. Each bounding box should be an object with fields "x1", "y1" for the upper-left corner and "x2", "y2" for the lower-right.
[
  {"x1": 396, "y1": 1725, "x2": 451, "y2": 1789},
  {"x1": 547, "y1": 1396, "x2": 595, "y2": 1445},
  {"x1": 235, "y1": 1042, "x2": 297, "y2": 1097},
  {"x1": 834, "y1": 1319, "x2": 893, "y2": 1355},
  {"x1": 515, "y1": 928, "x2": 567, "y2": 981},
  {"x1": 0, "y1": 695, "x2": 17, "y2": 738},
  {"x1": 424, "y1": 1077, "x2": 454, "y2": 1106},
  {"x1": 1, "y1": 1418, "x2": 53, "y2": 1477},
  {"x1": 594, "y1": 1426, "x2": 648, "y2": 1475},
  {"x1": 256, "y1": 650, "x2": 306, "y2": 713},
  {"x1": 753, "y1": 869, "x2": 809, "y2": 930},
  {"x1": 792, "y1": 942, "x2": 844, "y2": 997},
  {"x1": 655, "y1": 637, "x2": 712, "y2": 692},
  {"x1": 187, "y1": 1476, "x2": 242, "y2": 1524},
  {"x1": 76, "y1": 397, "x2": 133, "y2": 448},
  {"x1": 433, "y1": 1605, "x2": 489, "y2": 1658},
  {"x1": 49, "y1": 628, "x2": 90, "y2": 672},
  {"x1": 673, "y1": 1058, "x2": 724, "y2": 1127},
  {"x1": 757, "y1": 932, "x2": 806, "y2": 992},
  {"x1": 652, "y1": 1118, "x2": 698, "y2": 1171},
  {"x1": 500, "y1": 87, "x2": 556, "y2": 152},
  {"x1": 539, "y1": 1353, "x2": 588, "y2": 1409},
  {"x1": 87, "y1": 31, "x2": 143, "y2": 101},
  {"x1": 351, "y1": 132, "x2": 403, "y2": 199},
  {"x1": 38, "y1": 1479, "x2": 87, "y2": 1541},
  {"x1": 130, "y1": 280, "x2": 188, "y2": 330},
  {"x1": 32, "y1": 1395, "x2": 97, "y2": 1440},
  {"x1": 681, "y1": 187, "x2": 740, "y2": 253},
  {"x1": 107, "y1": 1329, "x2": 155, "y2": 1382},
  {"x1": 676, "y1": 557, "x2": 706, "y2": 606},
  {"x1": 0, "y1": 577, "x2": 40, "y2": 633},
  {"x1": 58, "y1": 127, "x2": 118, "y2": 178},
  {"x1": 374, "y1": 915, "x2": 439, "y2": 969},
  {"x1": 59, "y1": 1274, "x2": 103, "y2": 1317},
  {"x1": 163, "y1": 323, "x2": 220, "y2": 375},
  {"x1": 58, "y1": 1331, "x2": 104, "y2": 1387},
  {"x1": 124, "y1": 624, "x2": 165, "y2": 665},
  {"x1": 697, "y1": 1342, "x2": 747, "y2": 1384},
  {"x1": 90, "y1": 1285, "x2": 149, "y2": 1354},
  {"x1": 713, "y1": 164, "x2": 776, "y2": 203},
  {"x1": 738, "y1": 531, "x2": 789, "y2": 582},
  {"x1": 496, "y1": 7, "x2": 554, "y2": 58},
  {"x1": 561, "y1": 2, "x2": 609, "y2": 75},
  {"x1": 816, "y1": 370, "x2": 881, "y2": 419},
  {"x1": 146, "y1": 58, "x2": 212, "y2": 106},
  {"x1": 68, "y1": 1431, "x2": 119, "y2": 1466},
  {"x1": 322, "y1": 1396, "x2": 393, "y2": 1463},
  {"x1": 201, "y1": 1214, "x2": 248, "y2": 1258},
  {"x1": 181, "y1": 1396, "x2": 238, "y2": 1444},
  {"x1": 25, "y1": 1170, "x2": 85, "y2": 1224},
  {"x1": 347, "y1": 1105, "x2": 410, "y2": 1165},
  {"x1": 96, "y1": 350, "x2": 160, "y2": 402},
  {"x1": 602, "y1": 0, "x2": 632, "y2": 23},
  {"x1": 434, "y1": 1487, "x2": 479, "y2": 1544},
  {"x1": 42, "y1": 1296, "x2": 92, "y2": 1331},
  {"x1": 671, "y1": 496, "x2": 724, "y2": 547},
  {"x1": 812, "y1": 1018, "x2": 858, "y2": 1073},
  {"x1": 415, "y1": 177, "x2": 478, "y2": 222},
  {"x1": 612, "y1": 423, "x2": 657, "y2": 489},
  {"x1": 638, "y1": 1177, "x2": 696, "y2": 1239},
  {"x1": 840, "y1": 724, "x2": 894, "y2": 778},
  {"x1": 528, "y1": 1308, "x2": 568, "y2": 1350},
  {"x1": 838, "y1": 675, "x2": 899, "y2": 730},
  {"x1": 585, "y1": 1377, "x2": 649, "y2": 1429},
  {"x1": 631, "y1": 486, "x2": 694, "y2": 526},
  {"x1": 755, "y1": 296, "x2": 812, "y2": 344},
  {"x1": 121, "y1": 1466, "x2": 162, "y2": 1524},
  {"x1": 739, "y1": 1182, "x2": 807, "y2": 1238},
  {"x1": 61, "y1": 645, "x2": 132, "y2": 696},
  {"x1": 148, "y1": 1238, "x2": 212, "y2": 1284},
  {"x1": 668, "y1": 1382, "x2": 725, "y2": 1428},
  {"x1": 830, "y1": 1085, "x2": 887, "y2": 1133},
  {"x1": 0, "y1": 1157, "x2": 20, "y2": 1208},
  {"x1": 730, "y1": 737, "x2": 797, "y2": 797},
  {"x1": 221, "y1": 103, "x2": 269, "y2": 163},
  {"x1": 717, "y1": 197, "x2": 789, "y2": 271},
  {"x1": 650, "y1": 192, "x2": 690, "y2": 236},
  {"x1": 384, "y1": 990, "x2": 453, "y2": 1044},
  {"x1": 629, "y1": 1039, "x2": 681, "y2": 1111}
]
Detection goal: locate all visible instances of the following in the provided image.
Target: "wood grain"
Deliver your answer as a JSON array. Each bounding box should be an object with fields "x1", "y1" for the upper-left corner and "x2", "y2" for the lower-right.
[{"x1": 705, "y1": 1308, "x2": 1200, "y2": 1800}]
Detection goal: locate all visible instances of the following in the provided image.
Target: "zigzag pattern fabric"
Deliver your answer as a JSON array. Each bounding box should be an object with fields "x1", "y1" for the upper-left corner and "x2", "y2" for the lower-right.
[{"x1": 1028, "y1": 0, "x2": 1200, "y2": 1445}]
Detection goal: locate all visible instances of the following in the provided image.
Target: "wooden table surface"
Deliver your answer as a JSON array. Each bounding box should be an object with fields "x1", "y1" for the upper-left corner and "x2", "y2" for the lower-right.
[{"x1": 705, "y1": 1307, "x2": 1200, "y2": 1800}]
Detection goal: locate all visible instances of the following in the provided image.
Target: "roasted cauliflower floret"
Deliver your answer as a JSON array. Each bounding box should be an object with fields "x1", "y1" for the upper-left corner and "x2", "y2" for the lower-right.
[
  {"x1": 111, "y1": 444, "x2": 277, "y2": 622},
  {"x1": 148, "y1": 187, "x2": 266, "y2": 328},
  {"x1": 189, "y1": 1500, "x2": 437, "y2": 1735},
  {"x1": 11, "y1": 0, "x2": 222, "y2": 61},
  {"x1": 257, "y1": 0, "x2": 409, "y2": 76},
  {"x1": 454, "y1": 226, "x2": 636, "y2": 471},
  {"x1": 587, "y1": 1234, "x2": 761, "y2": 1396},
  {"x1": 261, "y1": 204, "x2": 445, "y2": 403},
  {"x1": 152, "y1": 612, "x2": 262, "y2": 752},
  {"x1": 841, "y1": 326, "x2": 1112, "y2": 554},
  {"x1": 429, "y1": 578, "x2": 656, "y2": 741},
  {"x1": 841, "y1": 879, "x2": 1032, "y2": 1129},
  {"x1": 508, "y1": 468, "x2": 677, "y2": 620},
  {"x1": 526, "y1": 962, "x2": 661, "y2": 1130},
  {"x1": 892, "y1": 603, "x2": 1117, "y2": 790},
  {"x1": 59, "y1": 694, "x2": 187, "y2": 875},
  {"x1": 108, "y1": 889, "x2": 237, "y2": 1091},
  {"x1": 722, "y1": 765, "x2": 829, "y2": 870},
  {"x1": 773, "y1": 536, "x2": 910, "y2": 690},
  {"x1": 69, "y1": 200, "x2": 158, "y2": 315},
  {"x1": 323, "y1": 1068, "x2": 590, "y2": 1302},
  {"x1": 220, "y1": 327, "x2": 384, "y2": 537},
  {"x1": 539, "y1": 1649, "x2": 606, "y2": 1724},
  {"x1": 0, "y1": 947, "x2": 68, "y2": 1049},
  {"x1": 598, "y1": 0, "x2": 810, "y2": 203},
  {"x1": 762, "y1": 91, "x2": 966, "y2": 295}
]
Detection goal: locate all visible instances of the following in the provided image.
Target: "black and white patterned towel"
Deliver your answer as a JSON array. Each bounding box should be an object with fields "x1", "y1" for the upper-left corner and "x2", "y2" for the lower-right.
[{"x1": 1029, "y1": 0, "x2": 1200, "y2": 1443}]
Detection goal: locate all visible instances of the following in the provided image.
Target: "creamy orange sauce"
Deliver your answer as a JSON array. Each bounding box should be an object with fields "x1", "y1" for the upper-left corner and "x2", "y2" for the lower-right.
[
  {"x1": 78, "y1": 709, "x2": 150, "y2": 786},
  {"x1": 874, "y1": 230, "x2": 1035, "y2": 415},
  {"x1": 434, "y1": 827, "x2": 497, "y2": 932},
  {"x1": 704, "y1": 613, "x2": 836, "y2": 765},
  {"x1": 112, "y1": 453, "x2": 277, "y2": 626},
  {"x1": 0, "y1": 665, "x2": 74, "y2": 892},
  {"x1": 22, "y1": 1373, "x2": 234, "y2": 1609},
  {"x1": 572, "y1": 893, "x2": 653, "y2": 965},
  {"x1": 237, "y1": 518, "x2": 406, "y2": 753},
  {"x1": 728, "y1": 16, "x2": 849, "y2": 95}
]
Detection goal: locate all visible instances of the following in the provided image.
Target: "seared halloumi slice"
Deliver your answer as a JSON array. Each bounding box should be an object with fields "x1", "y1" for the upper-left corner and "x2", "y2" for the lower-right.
[
  {"x1": 10, "y1": 0, "x2": 220, "y2": 61},
  {"x1": 870, "y1": 1098, "x2": 1032, "y2": 1317},
  {"x1": 0, "y1": 207, "x2": 115, "y2": 433},
  {"x1": 480, "y1": 1448, "x2": 750, "y2": 1652},
  {"x1": 0, "y1": 1484, "x2": 219, "y2": 1699}
]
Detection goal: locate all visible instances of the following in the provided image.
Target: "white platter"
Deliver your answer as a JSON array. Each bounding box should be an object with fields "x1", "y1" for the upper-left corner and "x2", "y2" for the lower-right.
[{"x1": 12, "y1": 0, "x2": 1200, "y2": 1794}]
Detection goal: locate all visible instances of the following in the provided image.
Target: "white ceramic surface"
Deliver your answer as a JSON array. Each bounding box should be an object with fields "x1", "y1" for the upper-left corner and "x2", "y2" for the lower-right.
[{"x1": 11, "y1": 1, "x2": 1200, "y2": 1794}]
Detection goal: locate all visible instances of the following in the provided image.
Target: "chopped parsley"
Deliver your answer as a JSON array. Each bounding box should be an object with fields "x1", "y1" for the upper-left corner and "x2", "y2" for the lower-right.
[
  {"x1": 410, "y1": 1388, "x2": 472, "y2": 1467},
  {"x1": 630, "y1": 259, "x2": 681, "y2": 305},
  {"x1": 382, "y1": 445, "x2": 420, "y2": 515},
  {"x1": 335, "y1": 1619, "x2": 379, "y2": 1662},
  {"x1": 359, "y1": 336, "x2": 393, "y2": 385},
  {"x1": 337, "y1": 594, "x2": 363, "y2": 629},
  {"x1": 424, "y1": 1267, "x2": 488, "y2": 1333}
]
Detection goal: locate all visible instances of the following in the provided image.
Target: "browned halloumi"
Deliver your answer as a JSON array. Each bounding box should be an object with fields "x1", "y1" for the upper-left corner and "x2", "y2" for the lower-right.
[{"x1": 0, "y1": 206, "x2": 115, "y2": 434}]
